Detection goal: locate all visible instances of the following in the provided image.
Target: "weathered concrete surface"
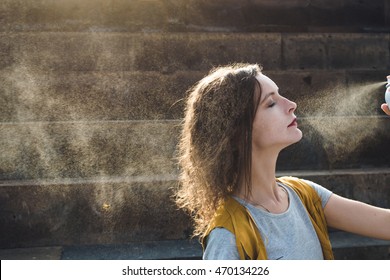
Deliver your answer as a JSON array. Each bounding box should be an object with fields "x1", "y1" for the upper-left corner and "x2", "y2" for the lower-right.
[
  {"x1": 0, "y1": 33, "x2": 282, "y2": 71},
  {"x1": 1, "y1": 69, "x2": 388, "y2": 122},
  {"x1": 0, "y1": 178, "x2": 191, "y2": 249},
  {"x1": 0, "y1": 171, "x2": 389, "y2": 249},
  {"x1": 1, "y1": 117, "x2": 389, "y2": 181},
  {"x1": 1, "y1": 232, "x2": 389, "y2": 259},
  {"x1": 1, "y1": 33, "x2": 389, "y2": 72},
  {"x1": 278, "y1": 169, "x2": 390, "y2": 208},
  {"x1": 0, "y1": 70, "x2": 203, "y2": 122},
  {"x1": 279, "y1": 117, "x2": 390, "y2": 170},
  {"x1": 61, "y1": 239, "x2": 203, "y2": 260},
  {"x1": 0, "y1": 246, "x2": 62, "y2": 260},
  {"x1": 0, "y1": 120, "x2": 180, "y2": 180},
  {"x1": 0, "y1": 0, "x2": 388, "y2": 32},
  {"x1": 282, "y1": 33, "x2": 390, "y2": 70},
  {"x1": 268, "y1": 69, "x2": 389, "y2": 117}
]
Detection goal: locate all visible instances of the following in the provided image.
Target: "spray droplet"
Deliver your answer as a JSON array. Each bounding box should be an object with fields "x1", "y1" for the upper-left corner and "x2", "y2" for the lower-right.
[{"x1": 102, "y1": 203, "x2": 111, "y2": 211}]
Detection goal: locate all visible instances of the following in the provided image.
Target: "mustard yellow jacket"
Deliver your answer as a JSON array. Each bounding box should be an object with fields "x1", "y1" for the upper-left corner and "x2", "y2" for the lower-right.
[{"x1": 202, "y1": 176, "x2": 334, "y2": 260}]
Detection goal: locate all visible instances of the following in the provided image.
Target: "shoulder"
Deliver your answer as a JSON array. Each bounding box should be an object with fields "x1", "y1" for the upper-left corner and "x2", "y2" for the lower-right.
[
  {"x1": 301, "y1": 179, "x2": 332, "y2": 206},
  {"x1": 277, "y1": 176, "x2": 316, "y2": 198},
  {"x1": 203, "y1": 228, "x2": 240, "y2": 260},
  {"x1": 205, "y1": 196, "x2": 248, "y2": 233},
  {"x1": 201, "y1": 196, "x2": 245, "y2": 247},
  {"x1": 278, "y1": 176, "x2": 332, "y2": 208}
]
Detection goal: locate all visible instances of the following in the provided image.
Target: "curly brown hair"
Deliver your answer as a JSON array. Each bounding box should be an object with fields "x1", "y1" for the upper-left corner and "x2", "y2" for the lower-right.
[{"x1": 175, "y1": 63, "x2": 263, "y2": 237}]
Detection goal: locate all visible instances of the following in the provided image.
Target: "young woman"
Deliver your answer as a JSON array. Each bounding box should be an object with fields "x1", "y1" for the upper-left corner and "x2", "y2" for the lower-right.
[{"x1": 175, "y1": 63, "x2": 390, "y2": 260}]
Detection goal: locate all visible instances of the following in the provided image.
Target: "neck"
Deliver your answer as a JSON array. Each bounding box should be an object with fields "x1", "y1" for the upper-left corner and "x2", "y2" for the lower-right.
[
  {"x1": 235, "y1": 142, "x2": 291, "y2": 213},
  {"x1": 238, "y1": 147, "x2": 280, "y2": 202}
]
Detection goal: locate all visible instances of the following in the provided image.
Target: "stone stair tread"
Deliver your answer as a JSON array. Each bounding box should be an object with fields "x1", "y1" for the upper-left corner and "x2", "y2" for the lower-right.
[
  {"x1": 0, "y1": 70, "x2": 200, "y2": 122},
  {"x1": 1, "y1": 69, "x2": 389, "y2": 122},
  {"x1": 1, "y1": 232, "x2": 389, "y2": 260},
  {"x1": 1, "y1": 168, "x2": 388, "y2": 249},
  {"x1": 1, "y1": 167, "x2": 389, "y2": 184},
  {"x1": 62, "y1": 239, "x2": 202, "y2": 260},
  {"x1": 0, "y1": 166, "x2": 389, "y2": 187},
  {"x1": 1, "y1": 0, "x2": 388, "y2": 33},
  {"x1": 0, "y1": 246, "x2": 62, "y2": 260},
  {"x1": 0, "y1": 120, "x2": 180, "y2": 180},
  {"x1": 1, "y1": 33, "x2": 388, "y2": 72},
  {"x1": 0, "y1": 174, "x2": 178, "y2": 187},
  {"x1": 1, "y1": 117, "x2": 389, "y2": 180},
  {"x1": 330, "y1": 231, "x2": 390, "y2": 249},
  {"x1": 60, "y1": 232, "x2": 390, "y2": 260}
]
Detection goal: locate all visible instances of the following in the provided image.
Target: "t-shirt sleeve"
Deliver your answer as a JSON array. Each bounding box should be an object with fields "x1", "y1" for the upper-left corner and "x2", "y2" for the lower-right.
[
  {"x1": 203, "y1": 227, "x2": 240, "y2": 260},
  {"x1": 302, "y1": 179, "x2": 333, "y2": 208}
]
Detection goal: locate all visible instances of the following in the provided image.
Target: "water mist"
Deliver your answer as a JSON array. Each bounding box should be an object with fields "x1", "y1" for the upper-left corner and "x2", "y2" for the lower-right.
[{"x1": 300, "y1": 80, "x2": 386, "y2": 168}]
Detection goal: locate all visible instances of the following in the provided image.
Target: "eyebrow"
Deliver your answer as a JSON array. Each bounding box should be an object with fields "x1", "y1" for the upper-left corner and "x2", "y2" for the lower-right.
[{"x1": 261, "y1": 92, "x2": 276, "y2": 104}]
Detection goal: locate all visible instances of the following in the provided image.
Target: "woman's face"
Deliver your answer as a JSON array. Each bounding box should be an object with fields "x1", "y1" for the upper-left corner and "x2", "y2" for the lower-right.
[{"x1": 252, "y1": 74, "x2": 302, "y2": 152}]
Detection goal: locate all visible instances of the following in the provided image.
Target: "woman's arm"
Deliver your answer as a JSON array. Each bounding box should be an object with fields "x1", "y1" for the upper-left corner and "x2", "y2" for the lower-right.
[{"x1": 324, "y1": 193, "x2": 390, "y2": 240}]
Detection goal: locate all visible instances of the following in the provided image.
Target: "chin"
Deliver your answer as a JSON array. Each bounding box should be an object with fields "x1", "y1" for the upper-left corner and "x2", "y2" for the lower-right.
[
  {"x1": 279, "y1": 138, "x2": 302, "y2": 151},
  {"x1": 287, "y1": 130, "x2": 303, "y2": 146},
  {"x1": 293, "y1": 130, "x2": 303, "y2": 143}
]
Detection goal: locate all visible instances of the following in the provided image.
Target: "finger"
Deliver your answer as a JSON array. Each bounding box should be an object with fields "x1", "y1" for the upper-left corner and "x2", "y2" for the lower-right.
[{"x1": 381, "y1": 103, "x2": 390, "y2": 115}]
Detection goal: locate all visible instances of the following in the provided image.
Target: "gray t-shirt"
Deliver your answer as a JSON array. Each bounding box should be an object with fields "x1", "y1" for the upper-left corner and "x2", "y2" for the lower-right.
[{"x1": 203, "y1": 179, "x2": 332, "y2": 260}]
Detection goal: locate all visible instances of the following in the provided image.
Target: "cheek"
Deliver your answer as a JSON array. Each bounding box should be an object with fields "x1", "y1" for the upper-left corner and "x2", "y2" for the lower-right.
[
  {"x1": 252, "y1": 110, "x2": 285, "y2": 146},
  {"x1": 253, "y1": 112, "x2": 277, "y2": 133},
  {"x1": 252, "y1": 119, "x2": 276, "y2": 146}
]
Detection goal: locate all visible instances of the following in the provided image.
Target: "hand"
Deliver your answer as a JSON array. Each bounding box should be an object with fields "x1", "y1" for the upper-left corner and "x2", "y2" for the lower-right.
[{"x1": 381, "y1": 103, "x2": 390, "y2": 115}]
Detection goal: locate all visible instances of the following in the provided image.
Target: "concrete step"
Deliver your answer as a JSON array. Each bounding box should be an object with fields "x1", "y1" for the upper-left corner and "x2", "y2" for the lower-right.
[
  {"x1": 1, "y1": 117, "x2": 389, "y2": 181},
  {"x1": 277, "y1": 169, "x2": 390, "y2": 207},
  {"x1": 0, "y1": 169, "x2": 389, "y2": 249},
  {"x1": 0, "y1": 70, "x2": 201, "y2": 122},
  {"x1": 1, "y1": 69, "x2": 389, "y2": 122},
  {"x1": 60, "y1": 232, "x2": 390, "y2": 260},
  {"x1": 0, "y1": 175, "x2": 190, "y2": 249},
  {"x1": 331, "y1": 231, "x2": 390, "y2": 260},
  {"x1": 279, "y1": 116, "x2": 390, "y2": 170},
  {"x1": 1, "y1": 232, "x2": 389, "y2": 260},
  {"x1": 1, "y1": 0, "x2": 388, "y2": 33},
  {"x1": 0, "y1": 120, "x2": 180, "y2": 180},
  {"x1": 1, "y1": 33, "x2": 389, "y2": 72}
]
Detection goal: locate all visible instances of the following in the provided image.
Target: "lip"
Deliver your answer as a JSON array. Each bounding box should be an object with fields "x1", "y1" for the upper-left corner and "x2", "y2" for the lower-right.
[{"x1": 288, "y1": 118, "x2": 298, "y2": 127}]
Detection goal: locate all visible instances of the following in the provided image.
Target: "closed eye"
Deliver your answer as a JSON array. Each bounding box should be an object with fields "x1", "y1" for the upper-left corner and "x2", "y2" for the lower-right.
[{"x1": 268, "y1": 101, "x2": 276, "y2": 108}]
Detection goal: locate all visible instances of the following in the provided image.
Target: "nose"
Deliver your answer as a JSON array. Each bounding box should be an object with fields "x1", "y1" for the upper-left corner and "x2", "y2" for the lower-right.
[{"x1": 286, "y1": 98, "x2": 297, "y2": 114}]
